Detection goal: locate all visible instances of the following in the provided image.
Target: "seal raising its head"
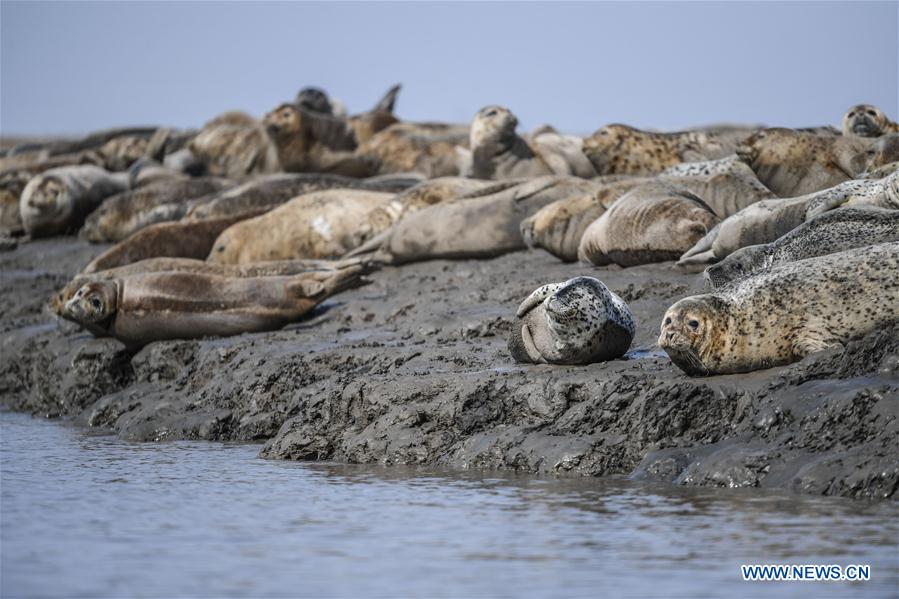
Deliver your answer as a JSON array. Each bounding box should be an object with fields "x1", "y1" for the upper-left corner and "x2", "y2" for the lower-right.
[
  {"x1": 842, "y1": 104, "x2": 899, "y2": 138},
  {"x1": 508, "y1": 276, "x2": 635, "y2": 365}
]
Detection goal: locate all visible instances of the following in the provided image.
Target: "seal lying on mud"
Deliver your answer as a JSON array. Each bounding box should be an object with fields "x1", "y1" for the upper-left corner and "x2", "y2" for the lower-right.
[
  {"x1": 842, "y1": 104, "x2": 899, "y2": 138},
  {"x1": 349, "y1": 176, "x2": 603, "y2": 264},
  {"x1": 184, "y1": 172, "x2": 418, "y2": 221},
  {"x1": 60, "y1": 263, "x2": 370, "y2": 349},
  {"x1": 19, "y1": 165, "x2": 131, "y2": 237},
  {"x1": 82, "y1": 211, "x2": 267, "y2": 273},
  {"x1": 521, "y1": 178, "x2": 648, "y2": 262},
  {"x1": 679, "y1": 173, "x2": 899, "y2": 265},
  {"x1": 581, "y1": 124, "x2": 743, "y2": 176},
  {"x1": 51, "y1": 256, "x2": 370, "y2": 315},
  {"x1": 659, "y1": 242, "x2": 899, "y2": 375},
  {"x1": 207, "y1": 190, "x2": 397, "y2": 264},
  {"x1": 509, "y1": 276, "x2": 635, "y2": 365},
  {"x1": 469, "y1": 106, "x2": 595, "y2": 179},
  {"x1": 704, "y1": 208, "x2": 899, "y2": 289},
  {"x1": 578, "y1": 183, "x2": 720, "y2": 267},
  {"x1": 80, "y1": 177, "x2": 233, "y2": 242}
]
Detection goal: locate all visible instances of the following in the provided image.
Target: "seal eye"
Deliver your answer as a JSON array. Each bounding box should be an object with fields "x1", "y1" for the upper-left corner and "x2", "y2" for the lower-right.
[
  {"x1": 866, "y1": 110, "x2": 877, "y2": 117},
  {"x1": 688, "y1": 319, "x2": 700, "y2": 330},
  {"x1": 90, "y1": 297, "x2": 102, "y2": 310},
  {"x1": 484, "y1": 109, "x2": 498, "y2": 118},
  {"x1": 664, "y1": 317, "x2": 672, "y2": 326}
]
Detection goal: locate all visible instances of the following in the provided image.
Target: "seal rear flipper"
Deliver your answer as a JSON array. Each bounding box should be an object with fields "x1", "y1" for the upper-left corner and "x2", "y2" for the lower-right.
[
  {"x1": 372, "y1": 84, "x2": 401, "y2": 114},
  {"x1": 343, "y1": 228, "x2": 393, "y2": 260}
]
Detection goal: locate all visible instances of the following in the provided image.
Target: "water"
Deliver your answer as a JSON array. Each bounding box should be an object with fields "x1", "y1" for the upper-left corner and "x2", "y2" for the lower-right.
[{"x1": 2, "y1": 411, "x2": 897, "y2": 598}]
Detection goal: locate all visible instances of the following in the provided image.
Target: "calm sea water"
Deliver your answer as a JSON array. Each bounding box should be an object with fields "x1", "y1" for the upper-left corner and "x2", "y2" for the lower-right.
[{"x1": 1, "y1": 411, "x2": 897, "y2": 598}]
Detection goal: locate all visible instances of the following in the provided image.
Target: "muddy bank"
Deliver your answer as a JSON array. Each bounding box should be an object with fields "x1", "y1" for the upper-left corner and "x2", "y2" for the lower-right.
[{"x1": 1, "y1": 238, "x2": 896, "y2": 500}]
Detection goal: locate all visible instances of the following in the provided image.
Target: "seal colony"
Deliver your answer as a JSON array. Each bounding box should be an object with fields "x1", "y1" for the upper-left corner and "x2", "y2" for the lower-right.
[{"x1": 2, "y1": 88, "x2": 899, "y2": 497}]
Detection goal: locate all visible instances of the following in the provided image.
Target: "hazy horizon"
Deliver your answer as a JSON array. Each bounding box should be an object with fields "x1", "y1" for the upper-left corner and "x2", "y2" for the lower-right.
[{"x1": 2, "y1": 1, "x2": 897, "y2": 138}]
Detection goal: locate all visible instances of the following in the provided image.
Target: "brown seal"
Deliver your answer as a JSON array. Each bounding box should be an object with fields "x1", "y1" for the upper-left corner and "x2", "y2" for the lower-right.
[
  {"x1": 59, "y1": 263, "x2": 370, "y2": 349},
  {"x1": 207, "y1": 190, "x2": 396, "y2": 264},
  {"x1": 82, "y1": 210, "x2": 267, "y2": 274},
  {"x1": 582, "y1": 124, "x2": 745, "y2": 176},
  {"x1": 80, "y1": 177, "x2": 234, "y2": 242},
  {"x1": 578, "y1": 182, "x2": 720, "y2": 267},
  {"x1": 735, "y1": 128, "x2": 897, "y2": 197},
  {"x1": 350, "y1": 176, "x2": 604, "y2": 264},
  {"x1": 189, "y1": 112, "x2": 281, "y2": 179},
  {"x1": 356, "y1": 122, "x2": 470, "y2": 178},
  {"x1": 660, "y1": 242, "x2": 899, "y2": 375},
  {"x1": 184, "y1": 172, "x2": 417, "y2": 222}
]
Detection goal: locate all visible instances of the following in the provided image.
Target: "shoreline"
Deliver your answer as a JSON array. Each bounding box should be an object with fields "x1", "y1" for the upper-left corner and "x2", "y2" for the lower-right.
[{"x1": 1, "y1": 237, "x2": 896, "y2": 500}]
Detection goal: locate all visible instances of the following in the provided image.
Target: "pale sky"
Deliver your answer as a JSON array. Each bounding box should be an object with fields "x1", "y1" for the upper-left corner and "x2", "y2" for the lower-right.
[{"x1": 2, "y1": 1, "x2": 897, "y2": 137}]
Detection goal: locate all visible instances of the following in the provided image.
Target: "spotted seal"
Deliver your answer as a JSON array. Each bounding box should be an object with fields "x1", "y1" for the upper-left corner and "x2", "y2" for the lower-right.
[
  {"x1": 678, "y1": 173, "x2": 898, "y2": 265},
  {"x1": 19, "y1": 165, "x2": 131, "y2": 237},
  {"x1": 60, "y1": 262, "x2": 370, "y2": 348},
  {"x1": 704, "y1": 207, "x2": 899, "y2": 288},
  {"x1": 660, "y1": 242, "x2": 899, "y2": 375},
  {"x1": 736, "y1": 128, "x2": 897, "y2": 197},
  {"x1": 508, "y1": 276, "x2": 636, "y2": 365},
  {"x1": 842, "y1": 104, "x2": 899, "y2": 138},
  {"x1": 581, "y1": 124, "x2": 743, "y2": 176}
]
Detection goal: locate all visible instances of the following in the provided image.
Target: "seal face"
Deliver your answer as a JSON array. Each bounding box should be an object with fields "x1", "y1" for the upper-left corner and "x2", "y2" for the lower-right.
[
  {"x1": 842, "y1": 104, "x2": 898, "y2": 138},
  {"x1": 508, "y1": 276, "x2": 635, "y2": 365},
  {"x1": 63, "y1": 281, "x2": 118, "y2": 336}
]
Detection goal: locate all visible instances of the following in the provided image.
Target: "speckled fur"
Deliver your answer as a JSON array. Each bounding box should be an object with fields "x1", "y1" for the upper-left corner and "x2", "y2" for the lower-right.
[
  {"x1": 705, "y1": 208, "x2": 899, "y2": 288},
  {"x1": 508, "y1": 276, "x2": 635, "y2": 365},
  {"x1": 581, "y1": 124, "x2": 744, "y2": 176},
  {"x1": 661, "y1": 242, "x2": 899, "y2": 375}
]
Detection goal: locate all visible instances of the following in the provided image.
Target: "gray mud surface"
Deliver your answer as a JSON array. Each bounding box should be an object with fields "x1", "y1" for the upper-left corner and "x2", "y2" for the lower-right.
[{"x1": 1, "y1": 238, "x2": 897, "y2": 499}]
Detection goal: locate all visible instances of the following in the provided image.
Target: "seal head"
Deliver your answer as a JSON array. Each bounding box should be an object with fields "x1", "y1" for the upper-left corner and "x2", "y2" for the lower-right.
[
  {"x1": 659, "y1": 296, "x2": 729, "y2": 376},
  {"x1": 842, "y1": 104, "x2": 891, "y2": 138}
]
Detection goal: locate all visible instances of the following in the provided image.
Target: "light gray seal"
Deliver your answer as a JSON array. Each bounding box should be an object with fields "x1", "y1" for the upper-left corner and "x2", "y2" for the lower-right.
[
  {"x1": 508, "y1": 276, "x2": 636, "y2": 365},
  {"x1": 704, "y1": 207, "x2": 899, "y2": 288}
]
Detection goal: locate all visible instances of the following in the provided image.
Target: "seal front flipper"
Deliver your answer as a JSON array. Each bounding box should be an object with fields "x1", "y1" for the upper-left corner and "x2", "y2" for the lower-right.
[
  {"x1": 520, "y1": 324, "x2": 545, "y2": 363},
  {"x1": 516, "y1": 283, "x2": 562, "y2": 317}
]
